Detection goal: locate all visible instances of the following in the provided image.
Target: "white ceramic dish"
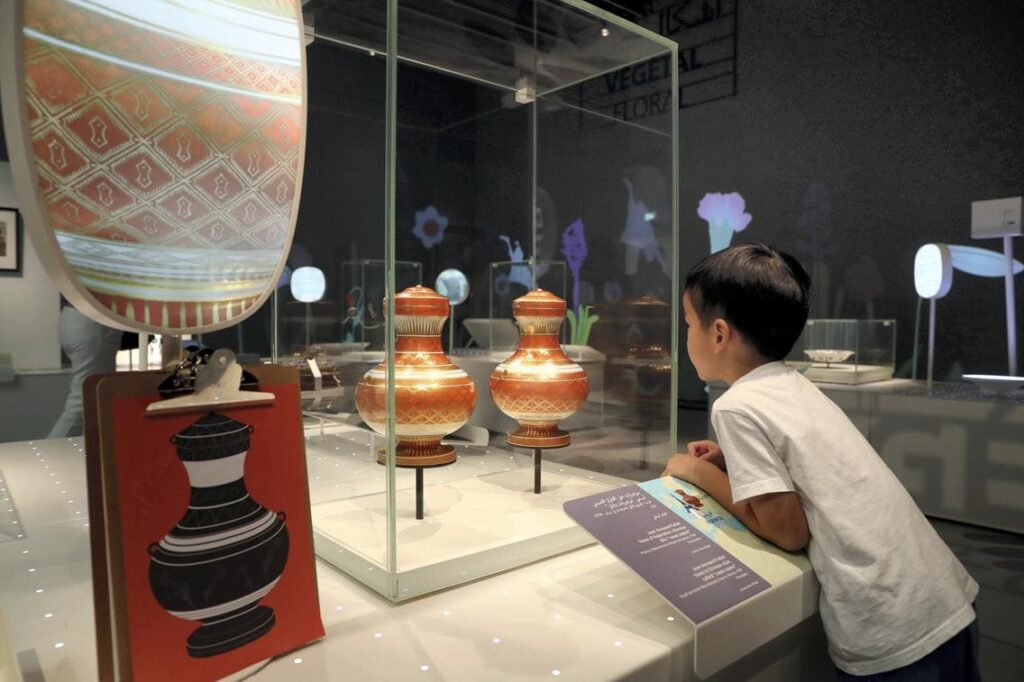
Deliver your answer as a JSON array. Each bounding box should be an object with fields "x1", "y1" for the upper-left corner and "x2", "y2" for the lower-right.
[{"x1": 803, "y1": 349, "x2": 855, "y2": 365}]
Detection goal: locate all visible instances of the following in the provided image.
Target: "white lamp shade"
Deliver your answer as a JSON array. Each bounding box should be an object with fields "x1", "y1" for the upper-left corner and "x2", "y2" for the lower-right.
[
  {"x1": 291, "y1": 266, "x2": 325, "y2": 303},
  {"x1": 435, "y1": 268, "x2": 470, "y2": 305},
  {"x1": 914, "y1": 244, "x2": 953, "y2": 299}
]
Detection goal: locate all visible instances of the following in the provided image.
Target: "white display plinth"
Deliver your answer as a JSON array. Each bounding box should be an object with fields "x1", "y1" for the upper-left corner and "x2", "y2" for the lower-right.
[
  {"x1": 314, "y1": 469, "x2": 614, "y2": 599},
  {"x1": 801, "y1": 363, "x2": 893, "y2": 385},
  {"x1": 302, "y1": 421, "x2": 626, "y2": 600}
]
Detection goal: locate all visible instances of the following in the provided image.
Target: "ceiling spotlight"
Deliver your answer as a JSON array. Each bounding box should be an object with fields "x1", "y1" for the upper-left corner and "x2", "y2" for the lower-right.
[{"x1": 600, "y1": 22, "x2": 610, "y2": 37}]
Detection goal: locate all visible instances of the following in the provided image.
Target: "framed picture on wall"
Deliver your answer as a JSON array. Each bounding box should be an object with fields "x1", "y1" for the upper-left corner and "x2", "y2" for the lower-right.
[{"x1": 0, "y1": 207, "x2": 20, "y2": 273}]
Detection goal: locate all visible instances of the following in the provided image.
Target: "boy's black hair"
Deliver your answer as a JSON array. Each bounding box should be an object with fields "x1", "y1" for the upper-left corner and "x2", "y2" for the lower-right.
[{"x1": 684, "y1": 243, "x2": 811, "y2": 360}]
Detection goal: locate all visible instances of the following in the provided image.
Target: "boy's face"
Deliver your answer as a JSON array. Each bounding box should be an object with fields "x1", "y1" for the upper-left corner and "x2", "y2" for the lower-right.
[{"x1": 683, "y1": 290, "x2": 720, "y2": 382}]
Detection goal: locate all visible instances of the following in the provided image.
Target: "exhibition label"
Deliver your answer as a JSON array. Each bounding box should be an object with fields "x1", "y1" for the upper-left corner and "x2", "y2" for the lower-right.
[{"x1": 564, "y1": 478, "x2": 770, "y2": 624}]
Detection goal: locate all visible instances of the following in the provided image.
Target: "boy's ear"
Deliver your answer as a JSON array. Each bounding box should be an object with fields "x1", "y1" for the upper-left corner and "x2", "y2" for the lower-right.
[{"x1": 712, "y1": 318, "x2": 730, "y2": 352}]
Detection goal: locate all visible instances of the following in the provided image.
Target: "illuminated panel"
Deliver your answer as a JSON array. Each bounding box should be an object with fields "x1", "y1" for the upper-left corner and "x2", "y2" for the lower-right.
[
  {"x1": 4, "y1": 0, "x2": 305, "y2": 332},
  {"x1": 914, "y1": 243, "x2": 953, "y2": 300}
]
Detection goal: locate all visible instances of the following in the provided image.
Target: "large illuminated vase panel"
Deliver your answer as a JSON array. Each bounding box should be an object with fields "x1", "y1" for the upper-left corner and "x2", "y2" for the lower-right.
[
  {"x1": 355, "y1": 285, "x2": 477, "y2": 467},
  {"x1": 149, "y1": 412, "x2": 289, "y2": 658},
  {"x1": 490, "y1": 290, "x2": 590, "y2": 448},
  {"x1": 1, "y1": 0, "x2": 306, "y2": 333}
]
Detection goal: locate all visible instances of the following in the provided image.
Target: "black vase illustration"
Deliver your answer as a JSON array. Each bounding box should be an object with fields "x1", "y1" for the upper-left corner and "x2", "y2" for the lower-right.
[{"x1": 149, "y1": 412, "x2": 289, "y2": 658}]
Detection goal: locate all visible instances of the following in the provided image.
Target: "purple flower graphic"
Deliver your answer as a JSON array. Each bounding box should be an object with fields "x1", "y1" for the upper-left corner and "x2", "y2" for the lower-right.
[
  {"x1": 412, "y1": 205, "x2": 448, "y2": 249},
  {"x1": 561, "y1": 218, "x2": 587, "y2": 312},
  {"x1": 697, "y1": 192, "x2": 752, "y2": 254}
]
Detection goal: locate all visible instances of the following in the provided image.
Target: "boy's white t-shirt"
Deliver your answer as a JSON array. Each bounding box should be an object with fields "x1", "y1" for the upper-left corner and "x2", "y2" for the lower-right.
[{"x1": 711, "y1": 361, "x2": 978, "y2": 676}]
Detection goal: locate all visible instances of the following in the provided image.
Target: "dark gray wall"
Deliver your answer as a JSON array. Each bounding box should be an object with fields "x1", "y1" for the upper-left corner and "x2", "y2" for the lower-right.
[{"x1": 674, "y1": 0, "x2": 1023, "y2": 397}]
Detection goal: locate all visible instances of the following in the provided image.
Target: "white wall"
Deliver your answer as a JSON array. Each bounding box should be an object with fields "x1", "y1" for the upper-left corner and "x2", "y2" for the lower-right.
[{"x1": 0, "y1": 161, "x2": 61, "y2": 371}]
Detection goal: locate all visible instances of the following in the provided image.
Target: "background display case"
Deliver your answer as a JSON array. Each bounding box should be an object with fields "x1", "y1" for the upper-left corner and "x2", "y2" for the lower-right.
[
  {"x1": 787, "y1": 319, "x2": 896, "y2": 384},
  {"x1": 285, "y1": 0, "x2": 678, "y2": 600}
]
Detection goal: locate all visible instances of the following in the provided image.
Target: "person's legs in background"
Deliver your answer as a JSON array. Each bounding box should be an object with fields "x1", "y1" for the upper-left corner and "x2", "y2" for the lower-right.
[{"x1": 47, "y1": 307, "x2": 122, "y2": 438}]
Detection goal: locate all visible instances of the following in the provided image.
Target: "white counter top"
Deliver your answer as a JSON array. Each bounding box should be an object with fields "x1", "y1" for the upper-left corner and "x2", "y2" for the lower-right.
[
  {"x1": 0, "y1": 437, "x2": 829, "y2": 681},
  {"x1": 0, "y1": 437, "x2": 696, "y2": 681}
]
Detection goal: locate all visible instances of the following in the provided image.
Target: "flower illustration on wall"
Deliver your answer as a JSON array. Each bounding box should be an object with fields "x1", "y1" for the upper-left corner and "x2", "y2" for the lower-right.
[
  {"x1": 698, "y1": 192, "x2": 752, "y2": 254},
  {"x1": 412, "y1": 205, "x2": 448, "y2": 249},
  {"x1": 561, "y1": 218, "x2": 588, "y2": 313}
]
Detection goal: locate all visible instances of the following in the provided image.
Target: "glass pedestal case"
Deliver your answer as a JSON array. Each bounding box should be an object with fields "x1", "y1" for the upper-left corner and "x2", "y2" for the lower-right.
[
  {"x1": 786, "y1": 319, "x2": 896, "y2": 384},
  {"x1": 286, "y1": 0, "x2": 678, "y2": 600}
]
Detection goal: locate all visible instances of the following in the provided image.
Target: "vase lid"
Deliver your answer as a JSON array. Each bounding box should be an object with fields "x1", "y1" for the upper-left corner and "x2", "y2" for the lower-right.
[
  {"x1": 389, "y1": 285, "x2": 450, "y2": 318},
  {"x1": 513, "y1": 289, "x2": 566, "y2": 318}
]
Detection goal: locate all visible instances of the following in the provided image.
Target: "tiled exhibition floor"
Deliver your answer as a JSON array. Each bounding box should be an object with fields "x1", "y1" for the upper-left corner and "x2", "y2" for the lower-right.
[{"x1": 933, "y1": 519, "x2": 1024, "y2": 682}]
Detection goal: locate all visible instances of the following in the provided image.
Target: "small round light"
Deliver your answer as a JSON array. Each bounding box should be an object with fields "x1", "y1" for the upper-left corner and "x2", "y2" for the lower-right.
[
  {"x1": 293, "y1": 658, "x2": 303, "y2": 664},
  {"x1": 373, "y1": 633, "x2": 382, "y2": 639},
  {"x1": 290, "y1": 266, "x2": 326, "y2": 303},
  {"x1": 492, "y1": 637, "x2": 501, "y2": 644},
  {"x1": 44, "y1": 613, "x2": 53, "y2": 619},
  {"x1": 552, "y1": 670, "x2": 561, "y2": 677},
  {"x1": 420, "y1": 665, "x2": 430, "y2": 672},
  {"x1": 54, "y1": 642, "x2": 64, "y2": 649}
]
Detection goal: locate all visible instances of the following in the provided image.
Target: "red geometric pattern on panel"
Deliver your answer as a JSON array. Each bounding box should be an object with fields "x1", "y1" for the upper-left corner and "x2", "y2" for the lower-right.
[
  {"x1": 31, "y1": 127, "x2": 89, "y2": 178},
  {"x1": 194, "y1": 162, "x2": 246, "y2": 207},
  {"x1": 62, "y1": 102, "x2": 132, "y2": 160},
  {"x1": 21, "y1": 0, "x2": 304, "y2": 330},
  {"x1": 75, "y1": 173, "x2": 136, "y2": 214},
  {"x1": 154, "y1": 123, "x2": 213, "y2": 174},
  {"x1": 23, "y1": 53, "x2": 88, "y2": 114},
  {"x1": 112, "y1": 151, "x2": 176, "y2": 197},
  {"x1": 48, "y1": 195, "x2": 101, "y2": 233},
  {"x1": 110, "y1": 81, "x2": 174, "y2": 134},
  {"x1": 124, "y1": 209, "x2": 177, "y2": 241}
]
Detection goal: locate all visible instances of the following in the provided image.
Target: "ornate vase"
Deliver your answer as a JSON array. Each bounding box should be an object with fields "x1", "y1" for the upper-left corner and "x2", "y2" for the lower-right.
[
  {"x1": 610, "y1": 294, "x2": 673, "y2": 412},
  {"x1": 490, "y1": 289, "x2": 590, "y2": 448},
  {"x1": 149, "y1": 412, "x2": 289, "y2": 658},
  {"x1": 355, "y1": 285, "x2": 477, "y2": 467}
]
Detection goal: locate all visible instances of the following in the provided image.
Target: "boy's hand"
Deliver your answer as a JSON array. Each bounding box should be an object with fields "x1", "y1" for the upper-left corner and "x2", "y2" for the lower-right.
[
  {"x1": 686, "y1": 439, "x2": 726, "y2": 471},
  {"x1": 662, "y1": 452, "x2": 702, "y2": 482}
]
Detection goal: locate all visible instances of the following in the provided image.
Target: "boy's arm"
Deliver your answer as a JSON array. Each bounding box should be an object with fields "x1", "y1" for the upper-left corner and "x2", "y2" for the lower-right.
[{"x1": 663, "y1": 453, "x2": 810, "y2": 552}]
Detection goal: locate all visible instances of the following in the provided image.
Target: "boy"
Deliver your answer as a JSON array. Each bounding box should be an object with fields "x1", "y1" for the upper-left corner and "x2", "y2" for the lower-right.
[{"x1": 663, "y1": 243, "x2": 980, "y2": 680}]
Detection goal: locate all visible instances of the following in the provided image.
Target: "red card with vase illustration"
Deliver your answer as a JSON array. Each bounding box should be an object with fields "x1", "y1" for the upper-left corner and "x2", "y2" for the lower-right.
[{"x1": 83, "y1": 366, "x2": 323, "y2": 681}]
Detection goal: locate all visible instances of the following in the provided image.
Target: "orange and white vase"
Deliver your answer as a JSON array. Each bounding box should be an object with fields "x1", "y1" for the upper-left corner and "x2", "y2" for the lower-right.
[
  {"x1": 355, "y1": 285, "x2": 477, "y2": 467},
  {"x1": 490, "y1": 290, "x2": 590, "y2": 448}
]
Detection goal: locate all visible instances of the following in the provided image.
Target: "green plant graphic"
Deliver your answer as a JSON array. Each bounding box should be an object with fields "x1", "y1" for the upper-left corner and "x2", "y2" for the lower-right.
[{"x1": 567, "y1": 305, "x2": 599, "y2": 346}]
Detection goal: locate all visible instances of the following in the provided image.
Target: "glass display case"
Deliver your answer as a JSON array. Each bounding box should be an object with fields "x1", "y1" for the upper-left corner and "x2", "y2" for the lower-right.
[
  {"x1": 289, "y1": 0, "x2": 678, "y2": 600},
  {"x1": 787, "y1": 319, "x2": 896, "y2": 384}
]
